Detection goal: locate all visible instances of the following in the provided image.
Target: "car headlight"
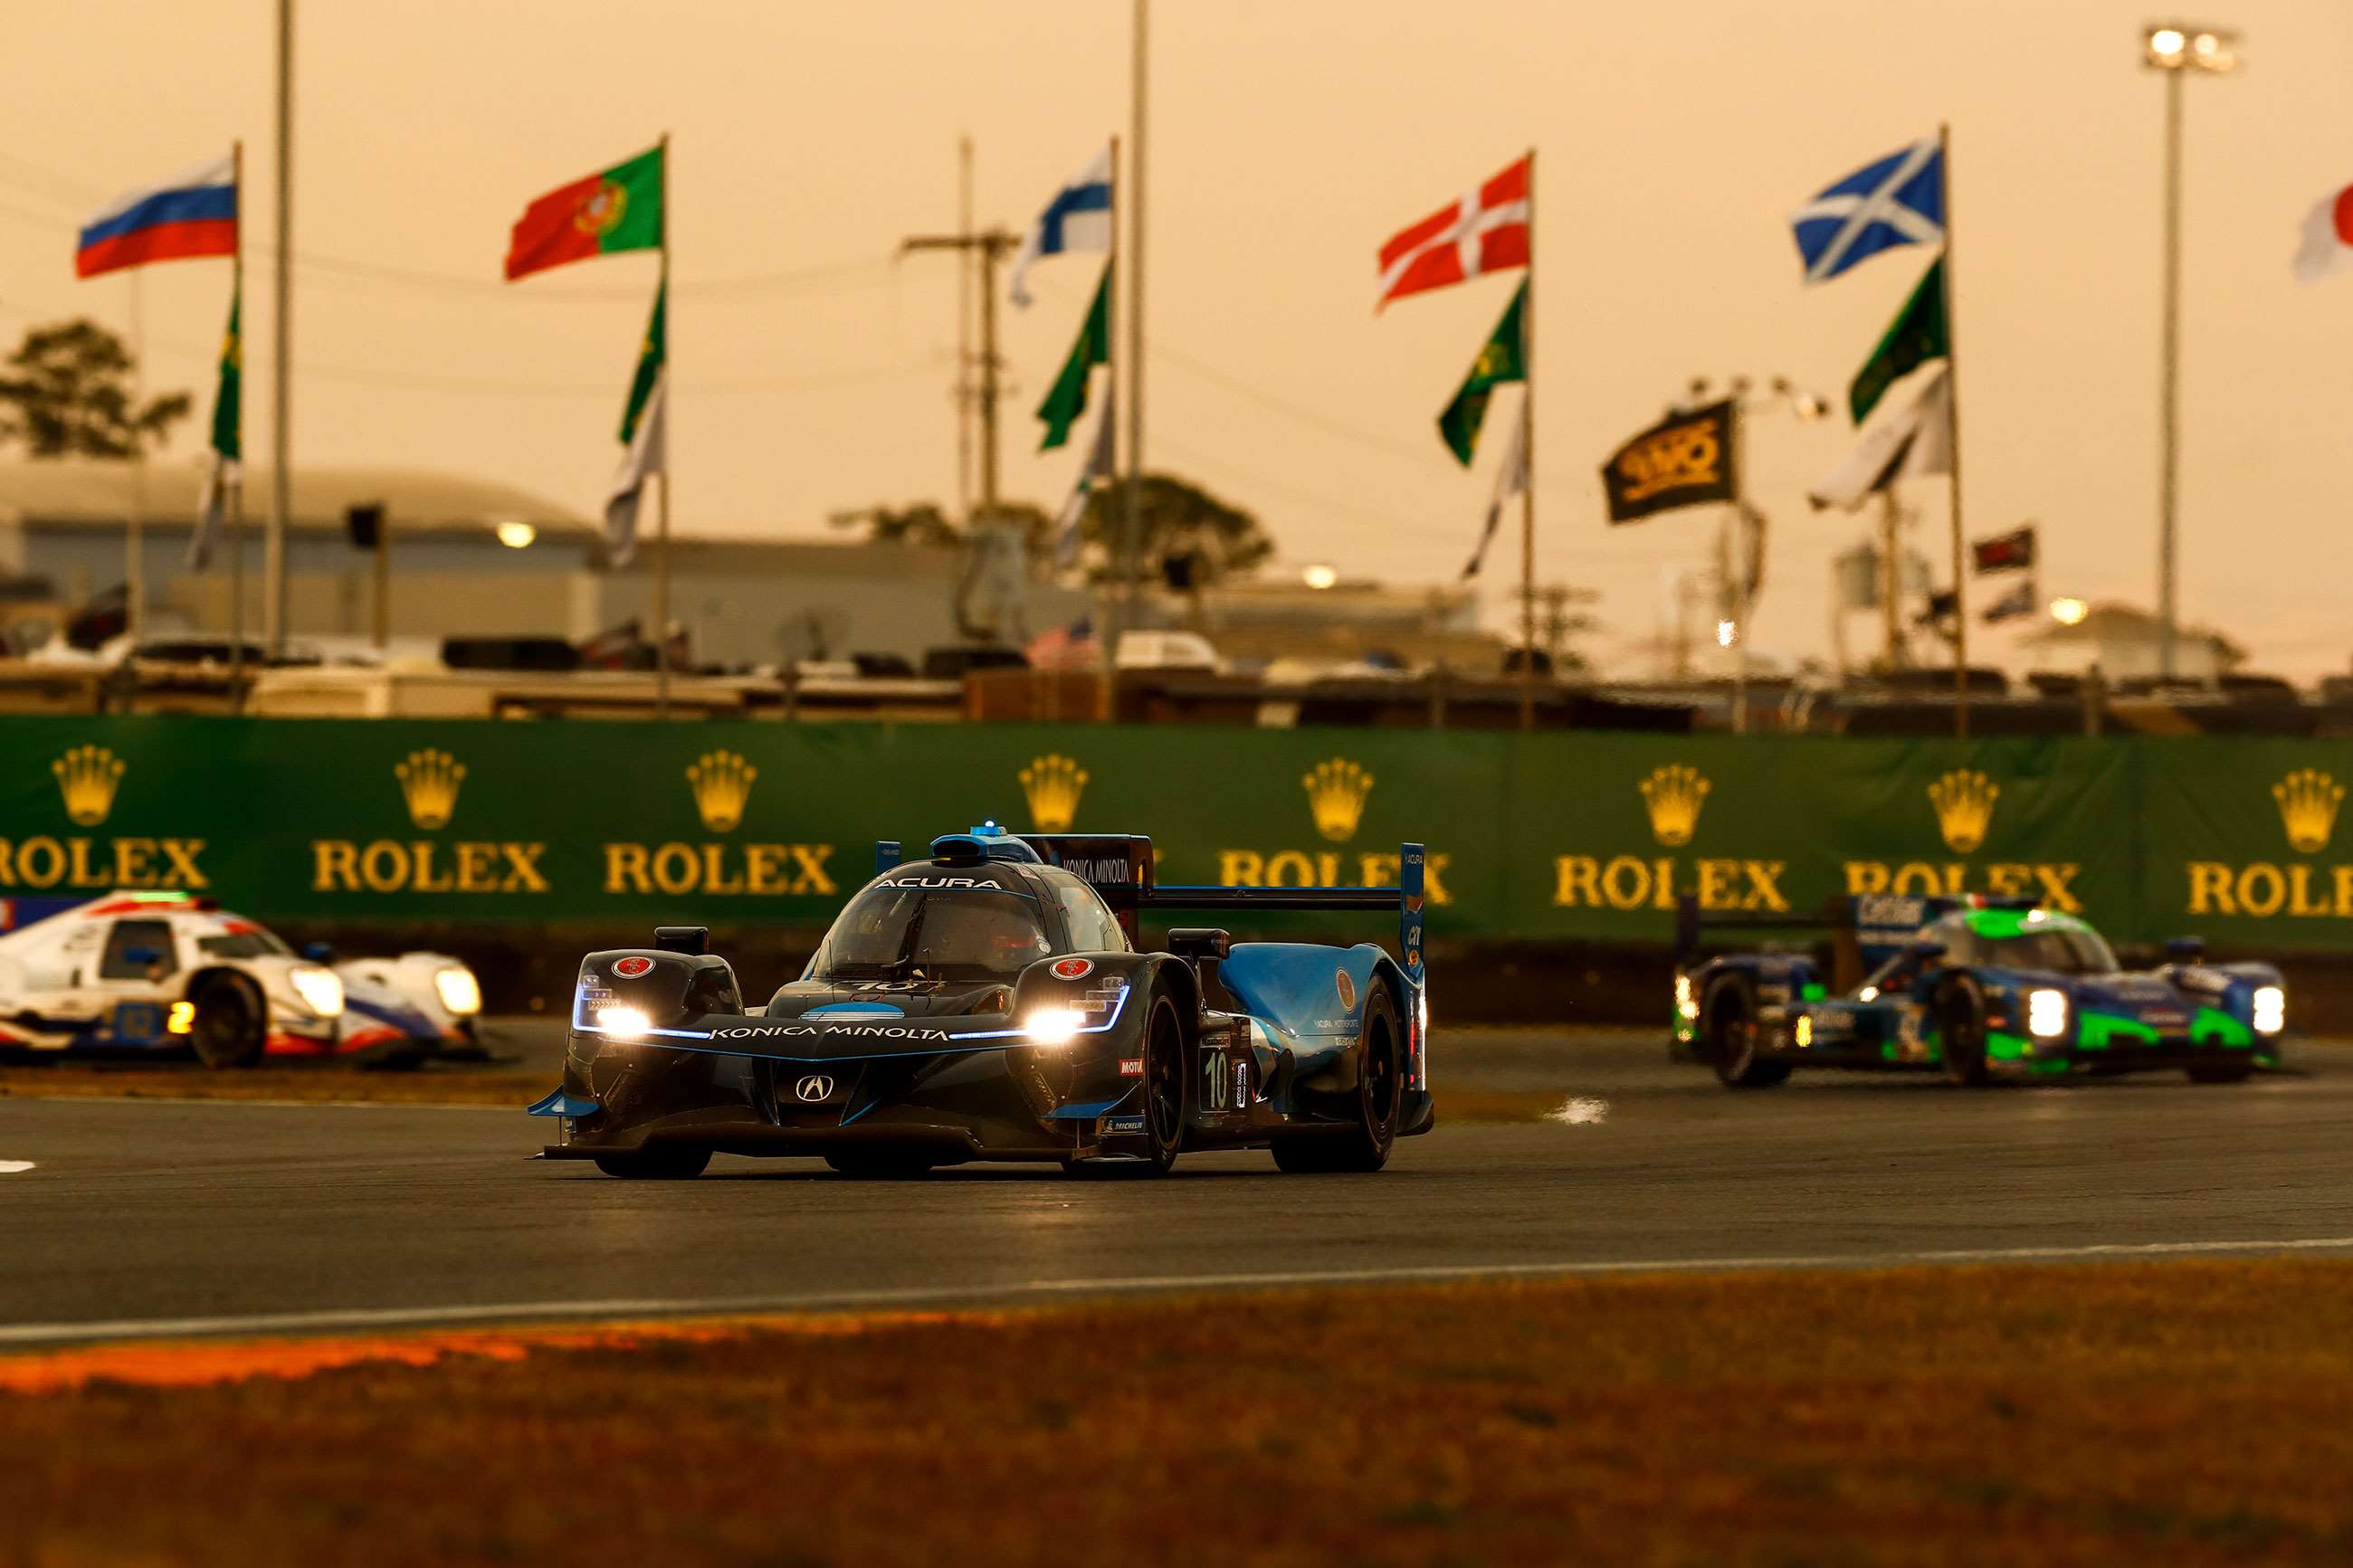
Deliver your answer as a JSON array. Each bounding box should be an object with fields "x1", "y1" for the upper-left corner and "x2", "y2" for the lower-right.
[
  {"x1": 1024, "y1": 1007, "x2": 1082, "y2": 1046},
  {"x1": 2253, "y1": 985, "x2": 2286, "y2": 1036},
  {"x1": 2027, "y1": 987, "x2": 2069, "y2": 1040},
  {"x1": 433, "y1": 965, "x2": 483, "y2": 1016},
  {"x1": 596, "y1": 1004, "x2": 652, "y2": 1042},
  {"x1": 289, "y1": 964, "x2": 345, "y2": 1019},
  {"x1": 1673, "y1": 974, "x2": 1696, "y2": 1022}
]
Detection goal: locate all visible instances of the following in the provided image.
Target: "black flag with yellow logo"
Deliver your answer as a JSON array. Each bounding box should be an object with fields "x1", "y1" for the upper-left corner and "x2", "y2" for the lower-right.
[{"x1": 1600, "y1": 399, "x2": 1739, "y2": 524}]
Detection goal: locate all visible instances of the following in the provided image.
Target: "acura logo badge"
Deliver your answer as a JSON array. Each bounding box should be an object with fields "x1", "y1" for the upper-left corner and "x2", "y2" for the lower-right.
[{"x1": 794, "y1": 1074, "x2": 835, "y2": 1103}]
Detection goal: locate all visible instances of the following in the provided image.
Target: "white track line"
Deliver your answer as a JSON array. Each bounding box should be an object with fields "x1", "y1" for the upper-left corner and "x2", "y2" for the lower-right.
[
  {"x1": 7, "y1": 1235, "x2": 2353, "y2": 1348},
  {"x1": 0, "y1": 1161, "x2": 31, "y2": 1174}
]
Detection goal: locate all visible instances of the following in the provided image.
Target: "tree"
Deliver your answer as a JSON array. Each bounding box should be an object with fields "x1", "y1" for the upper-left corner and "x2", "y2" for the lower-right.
[
  {"x1": 1069, "y1": 471, "x2": 1272, "y2": 587},
  {"x1": 0, "y1": 318, "x2": 192, "y2": 459}
]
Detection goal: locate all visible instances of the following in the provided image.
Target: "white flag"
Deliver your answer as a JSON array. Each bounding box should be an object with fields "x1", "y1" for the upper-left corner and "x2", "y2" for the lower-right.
[
  {"x1": 1054, "y1": 385, "x2": 1116, "y2": 570},
  {"x1": 1807, "y1": 365, "x2": 1949, "y2": 512},
  {"x1": 603, "y1": 370, "x2": 666, "y2": 566},
  {"x1": 1011, "y1": 146, "x2": 1113, "y2": 309},
  {"x1": 1462, "y1": 394, "x2": 1527, "y2": 580},
  {"x1": 2294, "y1": 185, "x2": 2353, "y2": 285},
  {"x1": 186, "y1": 455, "x2": 238, "y2": 571}
]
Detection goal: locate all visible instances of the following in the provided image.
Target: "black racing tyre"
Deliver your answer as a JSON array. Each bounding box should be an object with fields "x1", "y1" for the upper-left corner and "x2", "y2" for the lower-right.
[
  {"x1": 1134, "y1": 991, "x2": 1187, "y2": 1176},
  {"x1": 2187, "y1": 1062, "x2": 2253, "y2": 1085},
  {"x1": 824, "y1": 1150, "x2": 939, "y2": 1178},
  {"x1": 1937, "y1": 975, "x2": 1990, "y2": 1087},
  {"x1": 592, "y1": 1146, "x2": 712, "y2": 1180},
  {"x1": 188, "y1": 974, "x2": 266, "y2": 1069},
  {"x1": 1705, "y1": 974, "x2": 1790, "y2": 1088},
  {"x1": 1273, "y1": 983, "x2": 1402, "y2": 1173}
]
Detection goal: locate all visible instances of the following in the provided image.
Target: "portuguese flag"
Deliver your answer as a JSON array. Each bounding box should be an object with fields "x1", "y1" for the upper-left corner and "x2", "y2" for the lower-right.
[{"x1": 505, "y1": 145, "x2": 663, "y2": 280}]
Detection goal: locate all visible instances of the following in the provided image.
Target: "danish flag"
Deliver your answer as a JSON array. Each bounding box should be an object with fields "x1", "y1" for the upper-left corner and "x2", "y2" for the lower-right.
[{"x1": 1376, "y1": 155, "x2": 1529, "y2": 309}]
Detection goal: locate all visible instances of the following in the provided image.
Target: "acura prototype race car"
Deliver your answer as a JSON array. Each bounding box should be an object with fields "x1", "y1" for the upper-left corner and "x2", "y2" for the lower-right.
[
  {"x1": 530, "y1": 824, "x2": 1433, "y2": 1178},
  {"x1": 1673, "y1": 893, "x2": 2287, "y2": 1088},
  {"x1": 0, "y1": 890, "x2": 483, "y2": 1067}
]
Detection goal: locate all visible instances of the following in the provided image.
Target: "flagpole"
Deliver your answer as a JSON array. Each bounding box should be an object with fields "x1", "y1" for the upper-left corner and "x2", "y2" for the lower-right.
[
  {"x1": 1103, "y1": 132, "x2": 1123, "y2": 719},
  {"x1": 267, "y1": 0, "x2": 293, "y2": 658},
  {"x1": 1518, "y1": 145, "x2": 1537, "y2": 732},
  {"x1": 1120, "y1": 0, "x2": 1149, "y2": 698},
  {"x1": 1939, "y1": 120, "x2": 1968, "y2": 740},
  {"x1": 655, "y1": 130, "x2": 672, "y2": 719},
  {"x1": 230, "y1": 138, "x2": 247, "y2": 712},
  {"x1": 127, "y1": 269, "x2": 147, "y2": 645}
]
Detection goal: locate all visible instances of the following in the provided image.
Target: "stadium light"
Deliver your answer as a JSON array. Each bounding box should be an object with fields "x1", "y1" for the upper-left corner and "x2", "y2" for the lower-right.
[{"x1": 2142, "y1": 21, "x2": 2239, "y2": 684}]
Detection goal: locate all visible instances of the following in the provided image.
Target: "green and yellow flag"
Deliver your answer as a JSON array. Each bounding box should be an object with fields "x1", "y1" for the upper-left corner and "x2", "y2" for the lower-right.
[
  {"x1": 1036, "y1": 265, "x2": 1110, "y2": 451},
  {"x1": 1437, "y1": 281, "x2": 1526, "y2": 465},
  {"x1": 1849, "y1": 258, "x2": 1948, "y2": 424},
  {"x1": 209, "y1": 286, "x2": 241, "y2": 463},
  {"x1": 620, "y1": 279, "x2": 665, "y2": 443}
]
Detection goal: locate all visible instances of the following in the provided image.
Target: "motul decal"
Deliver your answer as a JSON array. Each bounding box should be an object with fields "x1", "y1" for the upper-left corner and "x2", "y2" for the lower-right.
[
  {"x1": 613, "y1": 956, "x2": 654, "y2": 978},
  {"x1": 1053, "y1": 957, "x2": 1094, "y2": 980}
]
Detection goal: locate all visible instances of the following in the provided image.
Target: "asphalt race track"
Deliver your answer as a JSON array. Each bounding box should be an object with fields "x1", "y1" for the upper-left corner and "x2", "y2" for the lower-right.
[{"x1": 5, "y1": 1031, "x2": 2352, "y2": 1345}]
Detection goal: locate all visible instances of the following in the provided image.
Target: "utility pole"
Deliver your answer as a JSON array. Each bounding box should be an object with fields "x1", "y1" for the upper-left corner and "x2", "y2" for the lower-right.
[
  {"x1": 1879, "y1": 489, "x2": 1903, "y2": 670},
  {"x1": 956, "y1": 138, "x2": 976, "y2": 523},
  {"x1": 900, "y1": 226, "x2": 1020, "y2": 521},
  {"x1": 269, "y1": 0, "x2": 294, "y2": 656}
]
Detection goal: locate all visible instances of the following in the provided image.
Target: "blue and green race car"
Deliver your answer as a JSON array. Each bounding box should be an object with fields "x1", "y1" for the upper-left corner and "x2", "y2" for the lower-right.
[{"x1": 1672, "y1": 894, "x2": 2287, "y2": 1088}]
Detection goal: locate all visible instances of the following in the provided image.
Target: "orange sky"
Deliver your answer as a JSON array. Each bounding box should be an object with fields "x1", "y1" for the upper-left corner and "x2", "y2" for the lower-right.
[{"x1": 6, "y1": 0, "x2": 2352, "y2": 676}]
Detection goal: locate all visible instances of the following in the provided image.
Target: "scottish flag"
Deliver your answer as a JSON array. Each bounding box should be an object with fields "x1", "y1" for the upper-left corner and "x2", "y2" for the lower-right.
[
  {"x1": 1011, "y1": 146, "x2": 1112, "y2": 308},
  {"x1": 1790, "y1": 138, "x2": 1945, "y2": 284}
]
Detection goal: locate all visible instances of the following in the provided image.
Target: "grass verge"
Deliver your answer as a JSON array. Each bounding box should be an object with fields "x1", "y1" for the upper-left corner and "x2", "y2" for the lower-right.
[{"x1": 5, "y1": 1260, "x2": 2353, "y2": 1566}]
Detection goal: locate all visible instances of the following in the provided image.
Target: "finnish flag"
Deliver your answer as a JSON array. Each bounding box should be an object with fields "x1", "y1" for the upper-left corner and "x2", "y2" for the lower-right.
[
  {"x1": 1011, "y1": 146, "x2": 1112, "y2": 308},
  {"x1": 1790, "y1": 138, "x2": 1945, "y2": 284}
]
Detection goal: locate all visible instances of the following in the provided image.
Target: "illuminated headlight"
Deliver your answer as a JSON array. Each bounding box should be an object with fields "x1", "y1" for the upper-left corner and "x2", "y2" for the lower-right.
[
  {"x1": 433, "y1": 965, "x2": 483, "y2": 1016},
  {"x1": 2027, "y1": 988, "x2": 2069, "y2": 1040},
  {"x1": 1024, "y1": 1007, "x2": 1082, "y2": 1047},
  {"x1": 289, "y1": 964, "x2": 345, "y2": 1019},
  {"x1": 1858, "y1": 985, "x2": 1879, "y2": 1003},
  {"x1": 2253, "y1": 985, "x2": 2286, "y2": 1036},
  {"x1": 1793, "y1": 1015, "x2": 1814, "y2": 1049},
  {"x1": 1673, "y1": 974, "x2": 1696, "y2": 1021},
  {"x1": 596, "y1": 1005, "x2": 652, "y2": 1042}
]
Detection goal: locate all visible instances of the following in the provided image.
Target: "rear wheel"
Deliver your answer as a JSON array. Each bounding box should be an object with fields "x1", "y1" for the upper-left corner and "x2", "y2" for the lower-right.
[
  {"x1": 1705, "y1": 975, "x2": 1790, "y2": 1088},
  {"x1": 1937, "y1": 976, "x2": 1990, "y2": 1086},
  {"x1": 1274, "y1": 984, "x2": 1404, "y2": 1173},
  {"x1": 592, "y1": 1146, "x2": 711, "y2": 1180},
  {"x1": 188, "y1": 974, "x2": 265, "y2": 1069}
]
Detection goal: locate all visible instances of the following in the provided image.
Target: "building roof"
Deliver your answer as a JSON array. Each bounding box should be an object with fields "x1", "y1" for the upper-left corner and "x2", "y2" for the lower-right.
[
  {"x1": 0, "y1": 458, "x2": 595, "y2": 539},
  {"x1": 2018, "y1": 600, "x2": 2244, "y2": 660}
]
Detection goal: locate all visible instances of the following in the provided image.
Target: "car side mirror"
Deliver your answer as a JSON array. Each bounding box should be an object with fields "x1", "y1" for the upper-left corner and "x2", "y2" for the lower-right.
[
  {"x1": 301, "y1": 941, "x2": 335, "y2": 964},
  {"x1": 2164, "y1": 936, "x2": 2205, "y2": 964}
]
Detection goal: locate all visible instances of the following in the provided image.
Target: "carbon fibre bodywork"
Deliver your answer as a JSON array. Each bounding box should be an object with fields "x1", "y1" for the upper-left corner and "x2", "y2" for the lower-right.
[{"x1": 531, "y1": 828, "x2": 1434, "y2": 1171}]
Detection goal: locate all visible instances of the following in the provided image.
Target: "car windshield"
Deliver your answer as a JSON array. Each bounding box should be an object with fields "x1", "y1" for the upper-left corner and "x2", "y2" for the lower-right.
[
  {"x1": 196, "y1": 928, "x2": 291, "y2": 959},
  {"x1": 1975, "y1": 927, "x2": 2118, "y2": 976},
  {"x1": 813, "y1": 883, "x2": 1054, "y2": 982}
]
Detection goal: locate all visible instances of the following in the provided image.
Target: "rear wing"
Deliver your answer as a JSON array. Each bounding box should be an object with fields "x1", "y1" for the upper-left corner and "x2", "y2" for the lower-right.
[
  {"x1": 872, "y1": 832, "x2": 1425, "y2": 991},
  {"x1": 1674, "y1": 896, "x2": 1864, "y2": 994}
]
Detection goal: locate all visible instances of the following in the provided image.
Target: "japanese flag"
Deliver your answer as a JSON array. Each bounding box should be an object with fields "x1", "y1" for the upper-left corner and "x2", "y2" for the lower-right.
[{"x1": 2293, "y1": 183, "x2": 2353, "y2": 285}]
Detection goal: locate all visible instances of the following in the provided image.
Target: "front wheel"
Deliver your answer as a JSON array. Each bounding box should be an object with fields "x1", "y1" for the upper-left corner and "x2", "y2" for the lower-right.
[
  {"x1": 1937, "y1": 976, "x2": 1990, "y2": 1087},
  {"x1": 1134, "y1": 992, "x2": 1187, "y2": 1176},
  {"x1": 188, "y1": 974, "x2": 265, "y2": 1069},
  {"x1": 1705, "y1": 974, "x2": 1790, "y2": 1088},
  {"x1": 593, "y1": 1146, "x2": 711, "y2": 1180},
  {"x1": 1274, "y1": 984, "x2": 1403, "y2": 1173}
]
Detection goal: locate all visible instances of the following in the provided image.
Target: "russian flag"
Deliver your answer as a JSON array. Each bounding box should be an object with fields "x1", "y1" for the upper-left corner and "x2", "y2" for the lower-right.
[{"x1": 76, "y1": 155, "x2": 237, "y2": 279}]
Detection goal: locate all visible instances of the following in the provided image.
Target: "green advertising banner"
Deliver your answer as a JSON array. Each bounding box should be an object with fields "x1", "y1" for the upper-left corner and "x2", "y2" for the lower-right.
[{"x1": 5, "y1": 717, "x2": 2353, "y2": 950}]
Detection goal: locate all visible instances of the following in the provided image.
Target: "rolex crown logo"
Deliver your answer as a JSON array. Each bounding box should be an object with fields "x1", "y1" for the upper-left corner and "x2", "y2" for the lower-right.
[
  {"x1": 1302, "y1": 758, "x2": 1374, "y2": 843},
  {"x1": 2273, "y1": 767, "x2": 2344, "y2": 855},
  {"x1": 687, "y1": 750, "x2": 757, "y2": 833},
  {"x1": 395, "y1": 748, "x2": 466, "y2": 832},
  {"x1": 1018, "y1": 754, "x2": 1089, "y2": 833},
  {"x1": 1927, "y1": 769, "x2": 1999, "y2": 854},
  {"x1": 1638, "y1": 763, "x2": 1710, "y2": 848},
  {"x1": 52, "y1": 745, "x2": 125, "y2": 827}
]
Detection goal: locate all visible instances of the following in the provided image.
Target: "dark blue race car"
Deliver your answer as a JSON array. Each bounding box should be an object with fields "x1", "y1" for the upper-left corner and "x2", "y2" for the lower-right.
[
  {"x1": 1672, "y1": 893, "x2": 2287, "y2": 1088},
  {"x1": 530, "y1": 825, "x2": 1433, "y2": 1177}
]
